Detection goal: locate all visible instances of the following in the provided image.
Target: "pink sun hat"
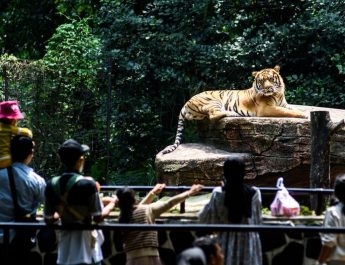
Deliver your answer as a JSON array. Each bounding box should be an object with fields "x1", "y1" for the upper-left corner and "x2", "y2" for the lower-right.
[{"x1": 0, "y1": 101, "x2": 24, "y2": 120}]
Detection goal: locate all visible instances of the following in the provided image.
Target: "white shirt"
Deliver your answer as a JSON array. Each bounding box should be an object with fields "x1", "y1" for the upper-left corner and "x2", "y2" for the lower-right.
[
  {"x1": 321, "y1": 202, "x2": 345, "y2": 261},
  {"x1": 57, "y1": 229, "x2": 104, "y2": 265}
]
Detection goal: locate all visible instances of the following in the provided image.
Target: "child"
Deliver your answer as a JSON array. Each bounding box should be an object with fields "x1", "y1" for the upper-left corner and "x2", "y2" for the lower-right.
[{"x1": 0, "y1": 100, "x2": 32, "y2": 168}]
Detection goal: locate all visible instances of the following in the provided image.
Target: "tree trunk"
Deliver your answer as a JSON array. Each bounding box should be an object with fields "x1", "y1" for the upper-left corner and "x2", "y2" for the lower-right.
[{"x1": 309, "y1": 111, "x2": 345, "y2": 215}]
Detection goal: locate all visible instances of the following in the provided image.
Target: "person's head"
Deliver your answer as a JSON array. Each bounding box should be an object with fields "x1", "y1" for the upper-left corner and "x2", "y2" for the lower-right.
[
  {"x1": 10, "y1": 135, "x2": 35, "y2": 163},
  {"x1": 334, "y1": 175, "x2": 345, "y2": 215},
  {"x1": 176, "y1": 247, "x2": 207, "y2": 265},
  {"x1": 222, "y1": 157, "x2": 255, "y2": 223},
  {"x1": 193, "y1": 235, "x2": 224, "y2": 265},
  {"x1": 58, "y1": 139, "x2": 90, "y2": 171},
  {"x1": 223, "y1": 157, "x2": 245, "y2": 187},
  {"x1": 116, "y1": 187, "x2": 136, "y2": 223},
  {"x1": 0, "y1": 101, "x2": 24, "y2": 124}
]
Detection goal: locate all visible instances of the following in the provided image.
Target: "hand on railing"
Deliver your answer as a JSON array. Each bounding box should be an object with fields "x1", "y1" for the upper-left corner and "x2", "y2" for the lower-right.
[
  {"x1": 187, "y1": 184, "x2": 204, "y2": 197},
  {"x1": 150, "y1": 183, "x2": 166, "y2": 196}
]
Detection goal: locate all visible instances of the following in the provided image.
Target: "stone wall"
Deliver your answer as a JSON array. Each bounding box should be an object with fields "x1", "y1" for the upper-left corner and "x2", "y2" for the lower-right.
[
  {"x1": 155, "y1": 105, "x2": 345, "y2": 188},
  {"x1": 8, "y1": 220, "x2": 323, "y2": 265}
]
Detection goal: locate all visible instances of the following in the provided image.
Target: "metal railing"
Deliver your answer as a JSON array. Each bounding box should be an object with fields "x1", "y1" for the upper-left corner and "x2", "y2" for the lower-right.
[
  {"x1": 0, "y1": 185, "x2": 335, "y2": 262},
  {"x1": 100, "y1": 185, "x2": 334, "y2": 194},
  {"x1": 100, "y1": 185, "x2": 334, "y2": 213},
  {"x1": 1, "y1": 222, "x2": 345, "y2": 233}
]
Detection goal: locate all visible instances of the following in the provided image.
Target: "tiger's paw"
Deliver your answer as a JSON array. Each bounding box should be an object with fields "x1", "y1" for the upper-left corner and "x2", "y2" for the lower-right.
[{"x1": 301, "y1": 112, "x2": 309, "y2": 119}]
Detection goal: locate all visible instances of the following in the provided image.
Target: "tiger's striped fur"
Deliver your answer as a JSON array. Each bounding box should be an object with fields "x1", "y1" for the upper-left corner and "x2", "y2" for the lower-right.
[{"x1": 161, "y1": 65, "x2": 307, "y2": 155}]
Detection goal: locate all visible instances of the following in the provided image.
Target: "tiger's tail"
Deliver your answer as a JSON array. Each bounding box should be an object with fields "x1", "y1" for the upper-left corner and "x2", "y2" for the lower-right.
[{"x1": 161, "y1": 116, "x2": 185, "y2": 155}]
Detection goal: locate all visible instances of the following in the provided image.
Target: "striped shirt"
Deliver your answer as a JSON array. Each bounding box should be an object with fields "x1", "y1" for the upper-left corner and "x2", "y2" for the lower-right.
[
  {"x1": 123, "y1": 192, "x2": 190, "y2": 260},
  {"x1": 124, "y1": 207, "x2": 159, "y2": 253}
]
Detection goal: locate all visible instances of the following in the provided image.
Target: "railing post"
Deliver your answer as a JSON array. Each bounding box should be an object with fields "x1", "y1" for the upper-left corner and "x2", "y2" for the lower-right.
[
  {"x1": 3, "y1": 227, "x2": 10, "y2": 265},
  {"x1": 180, "y1": 201, "x2": 185, "y2": 213}
]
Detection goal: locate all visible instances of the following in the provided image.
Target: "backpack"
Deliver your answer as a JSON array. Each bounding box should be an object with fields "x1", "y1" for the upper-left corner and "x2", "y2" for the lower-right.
[
  {"x1": 51, "y1": 173, "x2": 85, "y2": 221},
  {"x1": 51, "y1": 173, "x2": 99, "y2": 248}
]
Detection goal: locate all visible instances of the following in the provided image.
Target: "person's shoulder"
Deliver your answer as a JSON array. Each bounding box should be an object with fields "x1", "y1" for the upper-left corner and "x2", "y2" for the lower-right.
[
  {"x1": 251, "y1": 186, "x2": 261, "y2": 197},
  {"x1": 326, "y1": 203, "x2": 343, "y2": 216},
  {"x1": 30, "y1": 170, "x2": 46, "y2": 184},
  {"x1": 14, "y1": 163, "x2": 45, "y2": 182},
  {"x1": 213, "y1": 186, "x2": 222, "y2": 193},
  {"x1": 79, "y1": 176, "x2": 97, "y2": 186},
  {"x1": 136, "y1": 204, "x2": 149, "y2": 210},
  {"x1": 74, "y1": 176, "x2": 98, "y2": 192},
  {"x1": 0, "y1": 167, "x2": 7, "y2": 175},
  {"x1": 252, "y1": 186, "x2": 260, "y2": 191}
]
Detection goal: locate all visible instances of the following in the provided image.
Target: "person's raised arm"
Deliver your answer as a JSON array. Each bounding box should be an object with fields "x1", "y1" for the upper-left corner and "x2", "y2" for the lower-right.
[
  {"x1": 152, "y1": 184, "x2": 204, "y2": 217},
  {"x1": 93, "y1": 195, "x2": 118, "y2": 223},
  {"x1": 140, "y1": 183, "x2": 166, "y2": 205}
]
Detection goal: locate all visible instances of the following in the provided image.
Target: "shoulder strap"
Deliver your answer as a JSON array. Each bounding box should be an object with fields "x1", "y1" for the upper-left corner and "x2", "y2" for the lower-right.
[
  {"x1": 51, "y1": 174, "x2": 85, "y2": 221},
  {"x1": 7, "y1": 166, "x2": 20, "y2": 217},
  {"x1": 51, "y1": 174, "x2": 84, "y2": 196}
]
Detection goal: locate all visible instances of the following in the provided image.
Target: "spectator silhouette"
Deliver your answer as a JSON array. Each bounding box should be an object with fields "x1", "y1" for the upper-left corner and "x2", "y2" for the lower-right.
[
  {"x1": 198, "y1": 157, "x2": 262, "y2": 265},
  {"x1": 117, "y1": 183, "x2": 203, "y2": 265},
  {"x1": 44, "y1": 139, "x2": 117, "y2": 265},
  {"x1": 0, "y1": 135, "x2": 46, "y2": 264},
  {"x1": 316, "y1": 174, "x2": 345, "y2": 265}
]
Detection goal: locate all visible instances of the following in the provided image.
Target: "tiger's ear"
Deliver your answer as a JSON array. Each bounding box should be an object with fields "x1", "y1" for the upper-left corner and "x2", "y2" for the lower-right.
[
  {"x1": 274, "y1": 65, "x2": 280, "y2": 73},
  {"x1": 252, "y1": 71, "x2": 258, "y2": 77}
]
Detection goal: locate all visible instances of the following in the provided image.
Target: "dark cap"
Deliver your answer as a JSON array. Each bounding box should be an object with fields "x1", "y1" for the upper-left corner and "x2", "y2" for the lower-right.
[{"x1": 58, "y1": 139, "x2": 90, "y2": 155}]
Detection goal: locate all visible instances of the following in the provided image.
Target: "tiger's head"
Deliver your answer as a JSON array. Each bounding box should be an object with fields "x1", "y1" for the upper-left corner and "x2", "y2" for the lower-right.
[{"x1": 252, "y1": 65, "x2": 284, "y2": 96}]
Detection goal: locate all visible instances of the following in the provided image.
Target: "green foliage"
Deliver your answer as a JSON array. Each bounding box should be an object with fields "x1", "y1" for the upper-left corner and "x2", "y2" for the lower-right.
[
  {"x1": 2, "y1": 0, "x2": 345, "y2": 183},
  {"x1": 0, "y1": 19, "x2": 104, "y2": 177},
  {"x1": 55, "y1": 0, "x2": 101, "y2": 19},
  {"x1": 0, "y1": 0, "x2": 65, "y2": 59},
  {"x1": 262, "y1": 207, "x2": 270, "y2": 215},
  {"x1": 36, "y1": 18, "x2": 103, "y2": 176},
  {"x1": 95, "y1": 0, "x2": 250, "y2": 173},
  {"x1": 300, "y1": 205, "x2": 313, "y2": 216},
  {"x1": 95, "y1": 0, "x2": 345, "y2": 178}
]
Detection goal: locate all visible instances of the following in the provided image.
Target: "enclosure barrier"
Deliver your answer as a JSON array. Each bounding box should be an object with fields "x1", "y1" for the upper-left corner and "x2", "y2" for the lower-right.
[
  {"x1": 0, "y1": 185, "x2": 334, "y2": 263},
  {"x1": 1, "y1": 222, "x2": 345, "y2": 250},
  {"x1": 100, "y1": 185, "x2": 334, "y2": 213},
  {"x1": 0, "y1": 186, "x2": 334, "y2": 242},
  {"x1": 100, "y1": 185, "x2": 334, "y2": 194}
]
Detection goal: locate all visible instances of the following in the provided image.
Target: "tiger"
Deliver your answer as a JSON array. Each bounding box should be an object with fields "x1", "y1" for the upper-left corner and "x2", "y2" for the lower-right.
[{"x1": 160, "y1": 65, "x2": 308, "y2": 155}]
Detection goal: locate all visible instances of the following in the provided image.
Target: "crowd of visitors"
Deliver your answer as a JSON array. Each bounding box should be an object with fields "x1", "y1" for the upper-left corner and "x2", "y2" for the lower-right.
[{"x1": 1, "y1": 99, "x2": 345, "y2": 265}]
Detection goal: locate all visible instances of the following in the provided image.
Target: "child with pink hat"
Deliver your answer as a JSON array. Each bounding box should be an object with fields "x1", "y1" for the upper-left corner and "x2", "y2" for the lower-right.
[{"x1": 0, "y1": 101, "x2": 33, "y2": 168}]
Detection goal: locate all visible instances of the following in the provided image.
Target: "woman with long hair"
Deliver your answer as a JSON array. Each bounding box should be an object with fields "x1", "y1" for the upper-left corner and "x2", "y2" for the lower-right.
[
  {"x1": 198, "y1": 157, "x2": 262, "y2": 265},
  {"x1": 116, "y1": 183, "x2": 203, "y2": 265}
]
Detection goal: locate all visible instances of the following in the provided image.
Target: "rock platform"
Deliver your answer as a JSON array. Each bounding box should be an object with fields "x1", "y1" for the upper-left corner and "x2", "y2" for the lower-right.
[{"x1": 155, "y1": 105, "x2": 345, "y2": 188}]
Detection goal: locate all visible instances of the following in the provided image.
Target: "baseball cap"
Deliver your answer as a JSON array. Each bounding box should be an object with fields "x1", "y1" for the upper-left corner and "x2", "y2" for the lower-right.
[
  {"x1": 0, "y1": 101, "x2": 24, "y2": 120},
  {"x1": 58, "y1": 139, "x2": 90, "y2": 155}
]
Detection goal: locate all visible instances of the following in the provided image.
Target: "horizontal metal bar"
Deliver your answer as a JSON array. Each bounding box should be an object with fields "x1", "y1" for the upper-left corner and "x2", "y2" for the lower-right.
[
  {"x1": 100, "y1": 185, "x2": 334, "y2": 194},
  {"x1": 0, "y1": 223, "x2": 344, "y2": 233}
]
